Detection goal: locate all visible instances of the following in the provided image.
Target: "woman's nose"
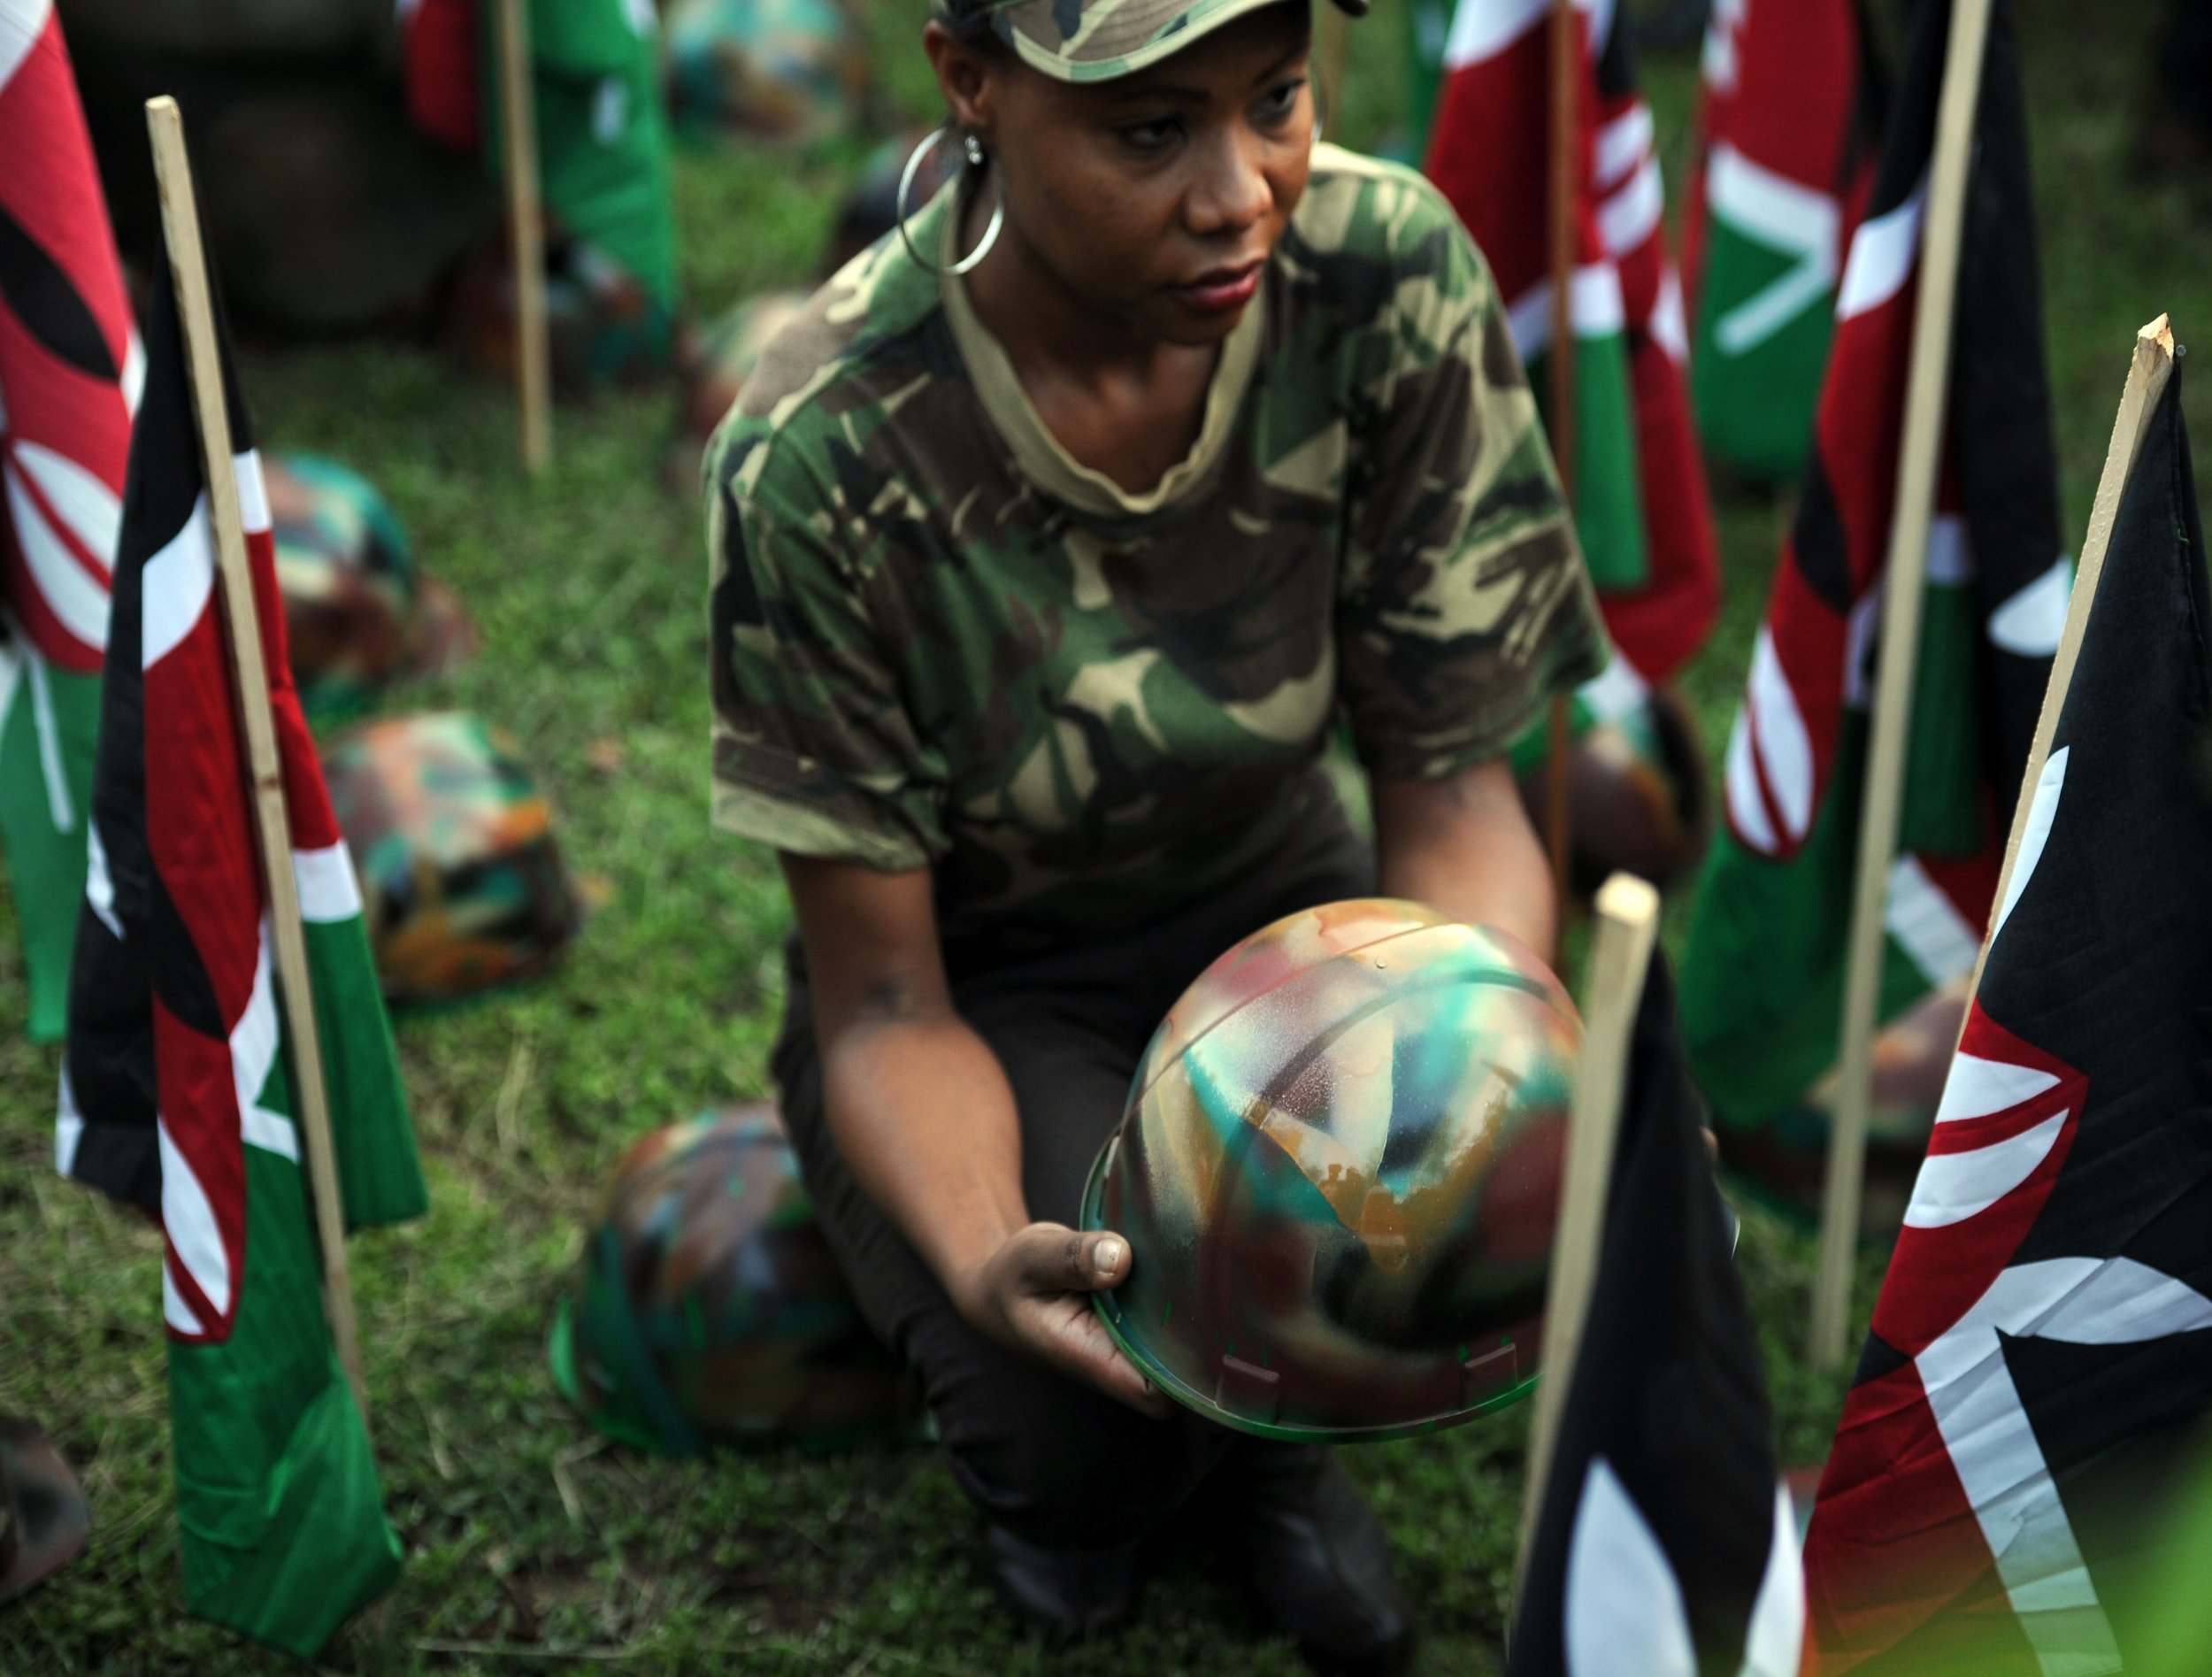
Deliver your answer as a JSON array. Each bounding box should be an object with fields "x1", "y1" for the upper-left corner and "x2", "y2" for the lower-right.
[{"x1": 1184, "y1": 129, "x2": 1273, "y2": 238}]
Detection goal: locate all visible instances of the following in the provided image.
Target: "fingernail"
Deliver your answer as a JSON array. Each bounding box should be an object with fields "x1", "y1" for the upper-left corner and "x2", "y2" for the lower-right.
[{"x1": 1094, "y1": 1237, "x2": 1125, "y2": 1276}]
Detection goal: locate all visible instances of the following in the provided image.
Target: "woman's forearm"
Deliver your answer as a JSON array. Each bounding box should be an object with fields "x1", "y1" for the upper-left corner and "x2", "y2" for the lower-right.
[
  {"x1": 818, "y1": 1001, "x2": 1029, "y2": 1311},
  {"x1": 1371, "y1": 758, "x2": 1558, "y2": 962}
]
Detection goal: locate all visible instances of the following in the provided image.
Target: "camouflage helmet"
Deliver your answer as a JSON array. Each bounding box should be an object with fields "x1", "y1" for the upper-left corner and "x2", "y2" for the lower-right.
[
  {"x1": 936, "y1": 0, "x2": 1366, "y2": 83},
  {"x1": 265, "y1": 451, "x2": 472, "y2": 721},
  {"x1": 550, "y1": 1103, "x2": 914, "y2": 1453},
  {"x1": 664, "y1": 0, "x2": 870, "y2": 144},
  {"x1": 1081, "y1": 899, "x2": 1577, "y2": 1442},
  {"x1": 321, "y1": 712, "x2": 582, "y2": 1005}
]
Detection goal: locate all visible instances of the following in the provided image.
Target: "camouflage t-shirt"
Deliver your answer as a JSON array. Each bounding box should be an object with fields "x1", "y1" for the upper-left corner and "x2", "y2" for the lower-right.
[{"x1": 707, "y1": 143, "x2": 1605, "y2": 944}]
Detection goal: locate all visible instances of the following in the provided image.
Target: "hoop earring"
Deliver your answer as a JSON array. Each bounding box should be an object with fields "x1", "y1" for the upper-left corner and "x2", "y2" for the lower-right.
[{"x1": 897, "y1": 126, "x2": 1004, "y2": 280}]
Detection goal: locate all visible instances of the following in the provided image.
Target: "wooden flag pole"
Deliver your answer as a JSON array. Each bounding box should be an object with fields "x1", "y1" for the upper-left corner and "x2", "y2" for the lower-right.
[
  {"x1": 144, "y1": 97, "x2": 370, "y2": 1424},
  {"x1": 1808, "y1": 0, "x2": 1998, "y2": 1372},
  {"x1": 496, "y1": 0, "x2": 552, "y2": 477},
  {"x1": 1516, "y1": 871, "x2": 1661, "y2": 1597},
  {"x1": 1542, "y1": 0, "x2": 1580, "y2": 903},
  {"x1": 1961, "y1": 319, "x2": 2175, "y2": 1010}
]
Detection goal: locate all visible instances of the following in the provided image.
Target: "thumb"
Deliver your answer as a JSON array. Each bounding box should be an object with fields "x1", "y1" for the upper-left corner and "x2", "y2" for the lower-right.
[{"x1": 1016, "y1": 1224, "x2": 1130, "y2": 1293}]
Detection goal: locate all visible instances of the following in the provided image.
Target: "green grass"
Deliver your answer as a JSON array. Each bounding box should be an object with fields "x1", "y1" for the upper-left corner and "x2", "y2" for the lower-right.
[{"x1": 6, "y1": 0, "x2": 2212, "y2": 1671}]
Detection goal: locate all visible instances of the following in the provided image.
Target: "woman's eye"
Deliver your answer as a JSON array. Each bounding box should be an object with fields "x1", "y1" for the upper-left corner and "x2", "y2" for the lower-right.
[
  {"x1": 1118, "y1": 117, "x2": 1182, "y2": 151},
  {"x1": 1258, "y1": 78, "x2": 1307, "y2": 123}
]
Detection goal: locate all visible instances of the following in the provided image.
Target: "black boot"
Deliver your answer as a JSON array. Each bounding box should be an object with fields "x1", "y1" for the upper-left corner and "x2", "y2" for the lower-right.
[
  {"x1": 982, "y1": 1522, "x2": 1142, "y2": 1647},
  {"x1": 1218, "y1": 1443, "x2": 1417, "y2": 1677}
]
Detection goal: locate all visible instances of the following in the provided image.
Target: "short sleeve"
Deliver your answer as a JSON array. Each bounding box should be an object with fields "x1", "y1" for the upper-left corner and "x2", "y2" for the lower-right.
[
  {"x1": 1337, "y1": 200, "x2": 1608, "y2": 781},
  {"x1": 706, "y1": 425, "x2": 947, "y2": 871}
]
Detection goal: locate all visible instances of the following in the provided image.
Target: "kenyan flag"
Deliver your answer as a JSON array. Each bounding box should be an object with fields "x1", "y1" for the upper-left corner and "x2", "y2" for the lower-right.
[
  {"x1": 57, "y1": 210, "x2": 422, "y2": 1655},
  {"x1": 0, "y1": 0, "x2": 137, "y2": 1041},
  {"x1": 1426, "y1": 0, "x2": 1719, "y2": 689},
  {"x1": 1685, "y1": 0, "x2": 1884, "y2": 482},
  {"x1": 1678, "y1": 0, "x2": 2065, "y2": 1136}
]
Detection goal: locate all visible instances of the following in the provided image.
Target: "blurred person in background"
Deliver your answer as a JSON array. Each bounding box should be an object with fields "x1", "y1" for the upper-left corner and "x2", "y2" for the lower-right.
[{"x1": 703, "y1": 1, "x2": 1605, "y2": 1668}]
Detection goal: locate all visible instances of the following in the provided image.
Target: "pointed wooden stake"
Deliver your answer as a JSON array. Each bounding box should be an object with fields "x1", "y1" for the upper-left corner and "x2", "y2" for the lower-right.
[
  {"x1": 1809, "y1": 0, "x2": 1998, "y2": 1373},
  {"x1": 1517, "y1": 872, "x2": 1661, "y2": 1599}
]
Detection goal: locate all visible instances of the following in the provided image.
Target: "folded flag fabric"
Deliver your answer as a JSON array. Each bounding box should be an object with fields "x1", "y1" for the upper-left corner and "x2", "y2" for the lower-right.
[
  {"x1": 1802, "y1": 363, "x2": 2212, "y2": 1676},
  {"x1": 1425, "y1": 0, "x2": 1719, "y2": 691},
  {"x1": 1509, "y1": 955, "x2": 1802, "y2": 1677},
  {"x1": 56, "y1": 209, "x2": 422, "y2": 1656},
  {"x1": 1685, "y1": 0, "x2": 1885, "y2": 482},
  {"x1": 1678, "y1": 0, "x2": 2066, "y2": 1139},
  {"x1": 0, "y1": 0, "x2": 136, "y2": 1040}
]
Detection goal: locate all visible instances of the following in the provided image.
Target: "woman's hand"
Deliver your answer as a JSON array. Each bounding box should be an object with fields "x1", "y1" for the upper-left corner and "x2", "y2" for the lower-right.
[{"x1": 950, "y1": 1223, "x2": 1171, "y2": 1418}]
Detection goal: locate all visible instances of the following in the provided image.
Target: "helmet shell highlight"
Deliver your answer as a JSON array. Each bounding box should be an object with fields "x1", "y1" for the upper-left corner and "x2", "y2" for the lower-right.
[
  {"x1": 1081, "y1": 900, "x2": 1578, "y2": 1442},
  {"x1": 551, "y1": 1104, "x2": 912, "y2": 1453}
]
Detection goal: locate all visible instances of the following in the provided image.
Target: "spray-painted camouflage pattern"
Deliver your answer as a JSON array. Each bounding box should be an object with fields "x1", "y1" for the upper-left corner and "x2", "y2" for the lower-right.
[
  {"x1": 707, "y1": 145, "x2": 1604, "y2": 942},
  {"x1": 1079, "y1": 898, "x2": 1578, "y2": 1440},
  {"x1": 266, "y1": 452, "x2": 473, "y2": 721},
  {"x1": 549, "y1": 1104, "x2": 913, "y2": 1454},
  {"x1": 936, "y1": 0, "x2": 1366, "y2": 83},
  {"x1": 322, "y1": 712, "x2": 582, "y2": 1004}
]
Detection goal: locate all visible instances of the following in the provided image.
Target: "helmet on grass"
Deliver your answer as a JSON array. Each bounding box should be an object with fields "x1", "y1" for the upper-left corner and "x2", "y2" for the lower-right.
[
  {"x1": 1080, "y1": 899, "x2": 1577, "y2": 1442},
  {"x1": 321, "y1": 712, "x2": 582, "y2": 1004},
  {"x1": 551, "y1": 1104, "x2": 912, "y2": 1453}
]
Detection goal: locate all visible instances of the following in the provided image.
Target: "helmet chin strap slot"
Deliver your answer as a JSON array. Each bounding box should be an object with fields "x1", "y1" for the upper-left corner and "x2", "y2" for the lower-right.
[
  {"x1": 1461, "y1": 1341, "x2": 1518, "y2": 1406},
  {"x1": 1216, "y1": 1354, "x2": 1282, "y2": 1424}
]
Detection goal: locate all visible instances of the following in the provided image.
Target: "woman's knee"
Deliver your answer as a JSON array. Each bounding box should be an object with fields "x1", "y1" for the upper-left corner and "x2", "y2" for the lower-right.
[{"x1": 934, "y1": 1355, "x2": 1231, "y2": 1550}]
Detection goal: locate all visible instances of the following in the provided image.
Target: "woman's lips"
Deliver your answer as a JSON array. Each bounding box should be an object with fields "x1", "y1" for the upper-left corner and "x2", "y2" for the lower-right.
[{"x1": 1172, "y1": 261, "x2": 1263, "y2": 315}]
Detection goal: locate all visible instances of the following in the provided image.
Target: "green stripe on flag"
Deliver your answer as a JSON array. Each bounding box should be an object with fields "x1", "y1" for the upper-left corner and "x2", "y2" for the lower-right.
[
  {"x1": 0, "y1": 657, "x2": 99, "y2": 1042},
  {"x1": 1691, "y1": 215, "x2": 1838, "y2": 481},
  {"x1": 171, "y1": 1139, "x2": 400, "y2": 1656},
  {"x1": 300, "y1": 911, "x2": 426, "y2": 1229},
  {"x1": 1679, "y1": 580, "x2": 1989, "y2": 1131},
  {"x1": 1528, "y1": 327, "x2": 1648, "y2": 593}
]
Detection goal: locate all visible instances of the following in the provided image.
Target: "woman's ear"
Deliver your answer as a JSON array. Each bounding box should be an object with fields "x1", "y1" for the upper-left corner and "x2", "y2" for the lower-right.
[{"x1": 922, "y1": 19, "x2": 1000, "y2": 142}]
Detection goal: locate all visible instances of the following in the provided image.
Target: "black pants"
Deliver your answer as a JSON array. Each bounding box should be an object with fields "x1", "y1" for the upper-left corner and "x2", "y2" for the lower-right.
[{"x1": 771, "y1": 786, "x2": 1376, "y2": 1551}]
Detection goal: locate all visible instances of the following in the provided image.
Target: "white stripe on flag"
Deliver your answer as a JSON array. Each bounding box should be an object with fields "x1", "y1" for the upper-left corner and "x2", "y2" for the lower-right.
[
  {"x1": 1740, "y1": 1483, "x2": 1808, "y2": 1677},
  {"x1": 232, "y1": 448, "x2": 271, "y2": 536},
  {"x1": 1578, "y1": 651, "x2": 1648, "y2": 724},
  {"x1": 1598, "y1": 158, "x2": 1664, "y2": 261},
  {"x1": 1746, "y1": 627, "x2": 1813, "y2": 845},
  {"x1": 1651, "y1": 265, "x2": 1689, "y2": 365},
  {"x1": 1723, "y1": 707, "x2": 1779, "y2": 854},
  {"x1": 1507, "y1": 266, "x2": 1629, "y2": 363},
  {"x1": 121, "y1": 330, "x2": 146, "y2": 418},
  {"x1": 1700, "y1": 0, "x2": 1746, "y2": 94},
  {"x1": 158, "y1": 1116, "x2": 227, "y2": 1332},
  {"x1": 232, "y1": 925, "x2": 299, "y2": 1163},
  {"x1": 1563, "y1": 1457, "x2": 1697, "y2": 1676},
  {"x1": 27, "y1": 645, "x2": 73, "y2": 833},
  {"x1": 1994, "y1": 747, "x2": 2067, "y2": 942},
  {"x1": 294, "y1": 841, "x2": 364, "y2": 923},
  {"x1": 1708, "y1": 142, "x2": 1841, "y2": 258},
  {"x1": 1904, "y1": 1113, "x2": 2066, "y2": 1229},
  {"x1": 55, "y1": 1061, "x2": 82, "y2": 1178},
  {"x1": 1991, "y1": 557, "x2": 2073, "y2": 658},
  {"x1": 0, "y1": 1, "x2": 54, "y2": 91},
  {"x1": 1933, "y1": 1053, "x2": 2061, "y2": 1125},
  {"x1": 1925, "y1": 514, "x2": 1972, "y2": 584},
  {"x1": 1594, "y1": 104, "x2": 1653, "y2": 191},
  {"x1": 84, "y1": 812, "x2": 121, "y2": 940},
  {"x1": 142, "y1": 495, "x2": 215, "y2": 670},
  {"x1": 1885, "y1": 854, "x2": 1980, "y2": 985},
  {"x1": 16, "y1": 440, "x2": 120, "y2": 575},
  {"x1": 0, "y1": 636, "x2": 19, "y2": 740},
  {"x1": 1838, "y1": 177, "x2": 1929, "y2": 321},
  {"x1": 4, "y1": 455, "x2": 111, "y2": 652}
]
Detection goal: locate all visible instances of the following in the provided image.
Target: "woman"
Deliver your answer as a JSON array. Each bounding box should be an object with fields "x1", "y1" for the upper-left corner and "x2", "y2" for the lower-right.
[{"x1": 706, "y1": 0, "x2": 1603, "y2": 1667}]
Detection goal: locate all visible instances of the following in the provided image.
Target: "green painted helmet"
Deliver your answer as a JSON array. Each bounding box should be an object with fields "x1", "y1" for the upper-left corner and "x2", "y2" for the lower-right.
[
  {"x1": 321, "y1": 712, "x2": 583, "y2": 1005},
  {"x1": 265, "y1": 451, "x2": 472, "y2": 722},
  {"x1": 664, "y1": 0, "x2": 870, "y2": 145},
  {"x1": 1080, "y1": 900, "x2": 1578, "y2": 1442},
  {"x1": 550, "y1": 1104, "x2": 913, "y2": 1454}
]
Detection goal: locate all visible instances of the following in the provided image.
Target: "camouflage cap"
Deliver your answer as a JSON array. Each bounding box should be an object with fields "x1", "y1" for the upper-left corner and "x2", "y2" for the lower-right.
[{"x1": 937, "y1": 0, "x2": 1364, "y2": 84}]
